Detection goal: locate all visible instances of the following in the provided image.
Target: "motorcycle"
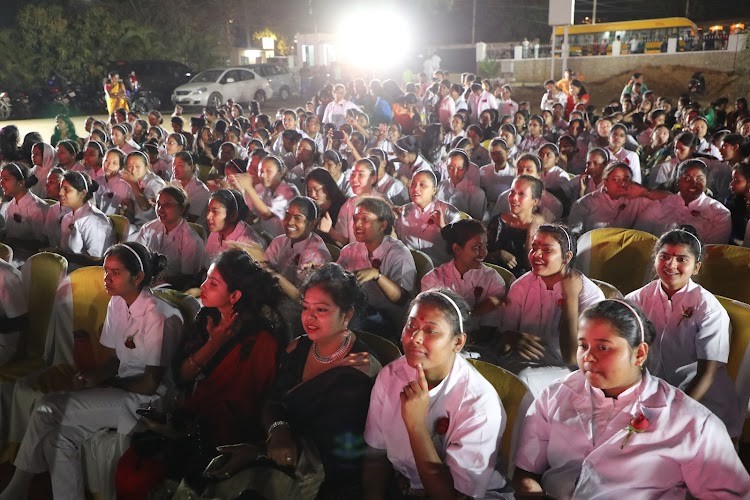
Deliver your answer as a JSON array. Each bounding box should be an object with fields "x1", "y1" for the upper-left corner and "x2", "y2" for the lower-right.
[
  {"x1": 127, "y1": 71, "x2": 161, "y2": 114},
  {"x1": 0, "y1": 92, "x2": 10, "y2": 120}
]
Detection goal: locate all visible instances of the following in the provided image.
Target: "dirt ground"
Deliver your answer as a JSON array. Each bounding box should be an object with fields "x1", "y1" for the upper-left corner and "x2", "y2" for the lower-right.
[{"x1": 511, "y1": 63, "x2": 747, "y2": 112}]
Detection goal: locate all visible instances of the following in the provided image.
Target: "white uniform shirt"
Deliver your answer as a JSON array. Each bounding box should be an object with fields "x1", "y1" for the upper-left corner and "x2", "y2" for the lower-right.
[
  {"x1": 132, "y1": 171, "x2": 167, "y2": 229},
  {"x1": 540, "y1": 91, "x2": 567, "y2": 112},
  {"x1": 181, "y1": 176, "x2": 210, "y2": 231},
  {"x1": 376, "y1": 174, "x2": 409, "y2": 206},
  {"x1": 96, "y1": 175, "x2": 132, "y2": 216},
  {"x1": 649, "y1": 157, "x2": 679, "y2": 188},
  {"x1": 322, "y1": 99, "x2": 360, "y2": 128},
  {"x1": 0, "y1": 260, "x2": 26, "y2": 365},
  {"x1": 540, "y1": 166, "x2": 573, "y2": 192},
  {"x1": 518, "y1": 134, "x2": 546, "y2": 154},
  {"x1": 626, "y1": 279, "x2": 741, "y2": 437},
  {"x1": 99, "y1": 288, "x2": 183, "y2": 433},
  {"x1": 4, "y1": 191, "x2": 49, "y2": 243},
  {"x1": 60, "y1": 202, "x2": 115, "y2": 258},
  {"x1": 334, "y1": 169, "x2": 354, "y2": 198},
  {"x1": 697, "y1": 138, "x2": 721, "y2": 160},
  {"x1": 436, "y1": 177, "x2": 487, "y2": 220},
  {"x1": 560, "y1": 174, "x2": 600, "y2": 204},
  {"x1": 637, "y1": 193, "x2": 731, "y2": 244},
  {"x1": 479, "y1": 163, "x2": 516, "y2": 210},
  {"x1": 204, "y1": 220, "x2": 265, "y2": 268},
  {"x1": 253, "y1": 181, "x2": 299, "y2": 238},
  {"x1": 334, "y1": 191, "x2": 388, "y2": 245},
  {"x1": 337, "y1": 236, "x2": 416, "y2": 325},
  {"x1": 395, "y1": 155, "x2": 432, "y2": 183},
  {"x1": 44, "y1": 202, "x2": 71, "y2": 248},
  {"x1": 135, "y1": 218, "x2": 205, "y2": 277},
  {"x1": 421, "y1": 261, "x2": 505, "y2": 329},
  {"x1": 285, "y1": 162, "x2": 321, "y2": 194},
  {"x1": 365, "y1": 356, "x2": 510, "y2": 497},
  {"x1": 514, "y1": 370, "x2": 750, "y2": 499},
  {"x1": 568, "y1": 190, "x2": 654, "y2": 235},
  {"x1": 265, "y1": 232, "x2": 331, "y2": 287},
  {"x1": 394, "y1": 200, "x2": 461, "y2": 267},
  {"x1": 501, "y1": 271, "x2": 604, "y2": 367}
]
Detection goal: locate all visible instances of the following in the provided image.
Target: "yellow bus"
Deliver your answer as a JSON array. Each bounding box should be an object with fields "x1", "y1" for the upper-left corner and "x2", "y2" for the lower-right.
[{"x1": 553, "y1": 17, "x2": 698, "y2": 56}]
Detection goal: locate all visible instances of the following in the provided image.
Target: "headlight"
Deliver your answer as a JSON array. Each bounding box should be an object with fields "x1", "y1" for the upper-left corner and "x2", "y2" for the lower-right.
[{"x1": 193, "y1": 87, "x2": 208, "y2": 94}]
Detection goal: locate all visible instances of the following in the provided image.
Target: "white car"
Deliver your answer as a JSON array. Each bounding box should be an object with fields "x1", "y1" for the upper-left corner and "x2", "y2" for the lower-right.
[{"x1": 171, "y1": 67, "x2": 273, "y2": 108}]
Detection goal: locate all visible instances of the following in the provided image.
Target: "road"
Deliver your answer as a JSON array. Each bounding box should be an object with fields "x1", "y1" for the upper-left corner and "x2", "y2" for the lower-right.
[{"x1": 0, "y1": 97, "x2": 305, "y2": 145}]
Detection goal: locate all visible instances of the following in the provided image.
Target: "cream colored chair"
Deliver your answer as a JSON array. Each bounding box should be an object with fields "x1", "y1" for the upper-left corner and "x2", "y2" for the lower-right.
[
  {"x1": 0, "y1": 243, "x2": 12, "y2": 262},
  {"x1": 575, "y1": 227, "x2": 657, "y2": 295},
  {"x1": 695, "y1": 245, "x2": 750, "y2": 305},
  {"x1": 410, "y1": 249, "x2": 434, "y2": 290},
  {"x1": 353, "y1": 329, "x2": 402, "y2": 365},
  {"x1": 188, "y1": 222, "x2": 207, "y2": 242},
  {"x1": 107, "y1": 214, "x2": 130, "y2": 244},
  {"x1": 467, "y1": 359, "x2": 533, "y2": 476},
  {"x1": 590, "y1": 278, "x2": 624, "y2": 299},
  {"x1": 483, "y1": 262, "x2": 516, "y2": 291},
  {"x1": 716, "y1": 295, "x2": 750, "y2": 444},
  {"x1": 325, "y1": 242, "x2": 341, "y2": 262}
]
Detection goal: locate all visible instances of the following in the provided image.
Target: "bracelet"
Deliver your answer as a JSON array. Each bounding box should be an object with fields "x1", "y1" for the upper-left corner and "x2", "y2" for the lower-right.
[
  {"x1": 374, "y1": 272, "x2": 381, "y2": 282},
  {"x1": 266, "y1": 420, "x2": 290, "y2": 439},
  {"x1": 188, "y1": 354, "x2": 202, "y2": 372}
]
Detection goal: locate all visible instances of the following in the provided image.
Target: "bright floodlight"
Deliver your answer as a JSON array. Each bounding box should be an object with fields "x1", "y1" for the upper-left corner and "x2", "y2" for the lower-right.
[{"x1": 337, "y1": 7, "x2": 411, "y2": 70}]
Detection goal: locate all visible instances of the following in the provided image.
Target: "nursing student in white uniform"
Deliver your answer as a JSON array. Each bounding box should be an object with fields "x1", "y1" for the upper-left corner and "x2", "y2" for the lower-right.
[
  {"x1": 436, "y1": 149, "x2": 487, "y2": 220},
  {"x1": 121, "y1": 151, "x2": 167, "y2": 237},
  {"x1": 638, "y1": 159, "x2": 732, "y2": 244},
  {"x1": 337, "y1": 196, "x2": 416, "y2": 340},
  {"x1": 56, "y1": 171, "x2": 115, "y2": 264},
  {"x1": 324, "y1": 158, "x2": 386, "y2": 247},
  {"x1": 490, "y1": 153, "x2": 563, "y2": 222},
  {"x1": 0, "y1": 242, "x2": 184, "y2": 500},
  {"x1": 262, "y1": 196, "x2": 332, "y2": 300},
  {"x1": 363, "y1": 290, "x2": 512, "y2": 499},
  {"x1": 320, "y1": 149, "x2": 353, "y2": 198},
  {"x1": 42, "y1": 167, "x2": 70, "y2": 249},
  {"x1": 171, "y1": 151, "x2": 210, "y2": 231},
  {"x1": 394, "y1": 135, "x2": 433, "y2": 188},
  {"x1": 560, "y1": 147, "x2": 608, "y2": 205},
  {"x1": 606, "y1": 123, "x2": 642, "y2": 184},
  {"x1": 231, "y1": 155, "x2": 299, "y2": 238},
  {"x1": 284, "y1": 137, "x2": 321, "y2": 193},
  {"x1": 421, "y1": 220, "x2": 505, "y2": 336},
  {"x1": 568, "y1": 161, "x2": 670, "y2": 235},
  {"x1": 394, "y1": 169, "x2": 461, "y2": 267},
  {"x1": 479, "y1": 138, "x2": 516, "y2": 214},
  {"x1": 0, "y1": 259, "x2": 27, "y2": 366},
  {"x1": 370, "y1": 148, "x2": 409, "y2": 206},
  {"x1": 204, "y1": 189, "x2": 266, "y2": 268},
  {"x1": 626, "y1": 227, "x2": 742, "y2": 438},
  {"x1": 648, "y1": 131, "x2": 697, "y2": 189},
  {"x1": 28, "y1": 142, "x2": 57, "y2": 199},
  {"x1": 498, "y1": 224, "x2": 605, "y2": 396},
  {"x1": 96, "y1": 149, "x2": 133, "y2": 216},
  {"x1": 0, "y1": 163, "x2": 49, "y2": 264},
  {"x1": 513, "y1": 300, "x2": 750, "y2": 499},
  {"x1": 537, "y1": 143, "x2": 573, "y2": 193},
  {"x1": 134, "y1": 186, "x2": 205, "y2": 291}
]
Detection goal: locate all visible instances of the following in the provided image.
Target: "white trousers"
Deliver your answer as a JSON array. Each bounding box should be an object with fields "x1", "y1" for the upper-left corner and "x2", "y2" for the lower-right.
[{"x1": 14, "y1": 388, "x2": 130, "y2": 500}]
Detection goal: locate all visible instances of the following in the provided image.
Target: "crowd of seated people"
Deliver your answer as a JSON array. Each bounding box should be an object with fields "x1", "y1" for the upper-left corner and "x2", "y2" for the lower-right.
[{"x1": 0, "y1": 67, "x2": 749, "y2": 498}]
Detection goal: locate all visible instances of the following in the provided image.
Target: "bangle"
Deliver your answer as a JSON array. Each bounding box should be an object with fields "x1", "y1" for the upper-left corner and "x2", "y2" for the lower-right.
[
  {"x1": 374, "y1": 272, "x2": 381, "y2": 282},
  {"x1": 267, "y1": 420, "x2": 290, "y2": 439},
  {"x1": 188, "y1": 354, "x2": 202, "y2": 372}
]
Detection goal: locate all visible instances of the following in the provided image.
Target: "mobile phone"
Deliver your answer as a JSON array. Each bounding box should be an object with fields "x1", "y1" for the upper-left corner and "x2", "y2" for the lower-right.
[
  {"x1": 332, "y1": 130, "x2": 344, "y2": 140},
  {"x1": 202, "y1": 454, "x2": 231, "y2": 477},
  {"x1": 136, "y1": 408, "x2": 168, "y2": 423}
]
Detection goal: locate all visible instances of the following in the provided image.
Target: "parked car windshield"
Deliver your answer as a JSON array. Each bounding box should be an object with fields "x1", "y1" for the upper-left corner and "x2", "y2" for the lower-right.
[{"x1": 189, "y1": 70, "x2": 224, "y2": 84}]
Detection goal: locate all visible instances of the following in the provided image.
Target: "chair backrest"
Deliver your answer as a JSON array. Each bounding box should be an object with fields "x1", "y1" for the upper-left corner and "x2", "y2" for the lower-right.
[
  {"x1": 459, "y1": 211, "x2": 472, "y2": 220},
  {"x1": 467, "y1": 359, "x2": 533, "y2": 476},
  {"x1": 154, "y1": 288, "x2": 201, "y2": 331},
  {"x1": 325, "y1": 242, "x2": 341, "y2": 262},
  {"x1": 410, "y1": 249, "x2": 434, "y2": 289},
  {"x1": 69, "y1": 266, "x2": 112, "y2": 365},
  {"x1": 0, "y1": 243, "x2": 12, "y2": 262},
  {"x1": 44, "y1": 198, "x2": 57, "y2": 206},
  {"x1": 188, "y1": 222, "x2": 207, "y2": 242},
  {"x1": 107, "y1": 214, "x2": 130, "y2": 244},
  {"x1": 716, "y1": 295, "x2": 750, "y2": 444},
  {"x1": 695, "y1": 245, "x2": 750, "y2": 305},
  {"x1": 575, "y1": 227, "x2": 657, "y2": 295},
  {"x1": 353, "y1": 329, "x2": 402, "y2": 365},
  {"x1": 590, "y1": 278, "x2": 623, "y2": 299},
  {"x1": 20, "y1": 252, "x2": 68, "y2": 358},
  {"x1": 483, "y1": 262, "x2": 516, "y2": 290}
]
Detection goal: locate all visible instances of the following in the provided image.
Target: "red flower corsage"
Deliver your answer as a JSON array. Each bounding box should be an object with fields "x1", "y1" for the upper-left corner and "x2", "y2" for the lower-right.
[
  {"x1": 434, "y1": 416, "x2": 450, "y2": 435},
  {"x1": 124, "y1": 334, "x2": 136, "y2": 349},
  {"x1": 679, "y1": 306, "x2": 694, "y2": 325},
  {"x1": 620, "y1": 412, "x2": 649, "y2": 449},
  {"x1": 370, "y1": 258, "x2": 381, "y2": 270}
]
